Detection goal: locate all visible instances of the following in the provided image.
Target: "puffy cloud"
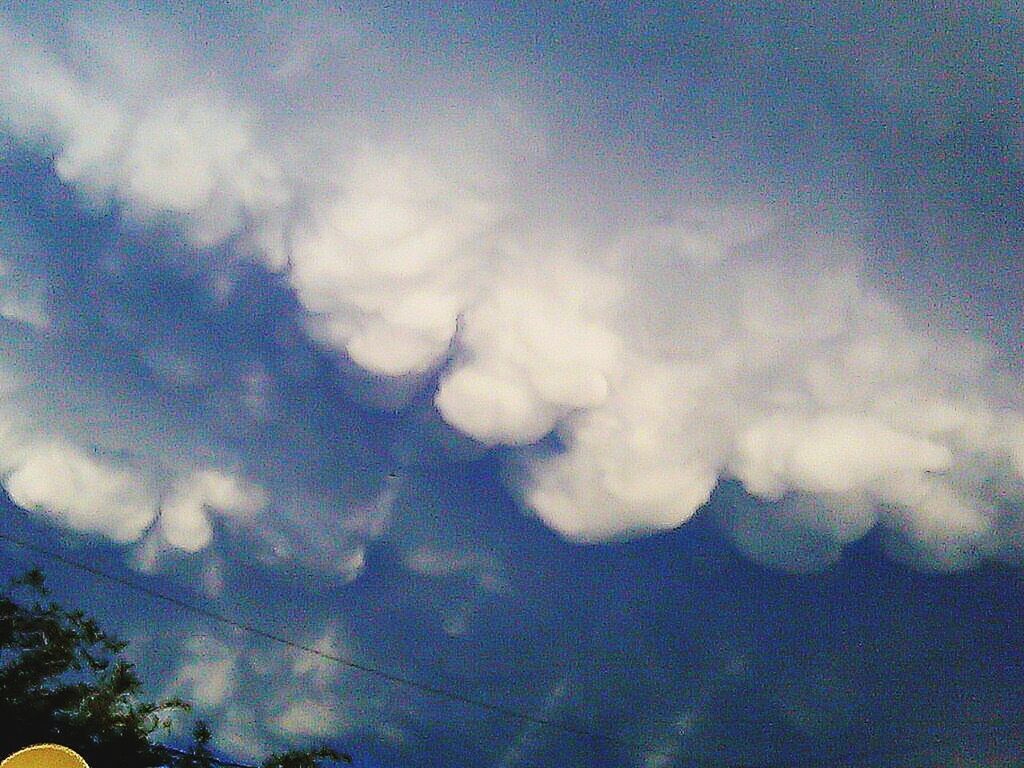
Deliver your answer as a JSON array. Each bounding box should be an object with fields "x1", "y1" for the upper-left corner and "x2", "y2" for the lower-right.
[
  {"x1": 733, "y1": 413, "x2": 952, "y2": 499},
  {"x1": 0, "y1": 258, "x2": 48, "y2": 328},
  {"x1": 0, "y1": 5, "x2": 1019, "y2": 768},
  {"x1": 403, "y1": 545, "x2": 509, "y2": 594},
  {"x1": 0, "y1": 428, "x2": 269, "y2": 555},
  {"x1": 4, "y1": 441, "x2": 156, "y2": 542},
  {"x1": 518, "y1": 358, "x2": 722, "y2": 541},
  {"x1": 137, "y1": 620, "x2": 387, "y2": 761},
  {"x1": 0, "y1": 202, "x2": 357, "y2": 562},
  {"x1": 0, "y1": 2, "x2": 1021, "y2": 585},
  {"x1": 436, "y1": 253, "x2": 621, "y2": 445},
  {"x1": 156, "y1": 470, "x2": 267, "y2": 553},
  {"x1": 290, "y1": 148, "x2": 496, "y2": 378},
  {"x1": 714, "y1": 487, "x2": 871, "y2": 573},
  {"x1": 512, "y1": 243, "x2": 1024, "y2": 567},
  {"x1": 0, "y1": 20, "x2": 288, "y2": 245},
  {"x1": 167, "y1": 635, "x2": 239, "y2": 709}
]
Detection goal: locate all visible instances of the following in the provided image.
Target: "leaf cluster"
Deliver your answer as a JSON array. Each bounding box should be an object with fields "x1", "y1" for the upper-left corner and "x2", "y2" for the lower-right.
[{"x1": 0, "y1": 568, "x2": 350, "y2": 768}]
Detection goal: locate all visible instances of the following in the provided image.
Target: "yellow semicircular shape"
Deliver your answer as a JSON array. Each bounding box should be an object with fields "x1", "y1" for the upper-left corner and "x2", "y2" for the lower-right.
[{"x1": 0, "y1": 744, "x2": 89, "y2": 768}]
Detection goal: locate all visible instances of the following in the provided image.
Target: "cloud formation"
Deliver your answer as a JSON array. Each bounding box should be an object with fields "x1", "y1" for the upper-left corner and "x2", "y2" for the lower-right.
[{"x1": 0, "y1": 2, "x2": 1022, "y2": 580}]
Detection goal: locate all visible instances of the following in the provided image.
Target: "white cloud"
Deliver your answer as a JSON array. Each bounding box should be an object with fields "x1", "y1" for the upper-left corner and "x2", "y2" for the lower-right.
[
  {"x1": 157, "y1": 470, "x2": 267, "y2": 553},
  {"x1": 4, "y1": 441, "x2": 156, "y2": 542},
  {"x1": 0, "y1": 258, "x2": 48, "y2": 328},
  {"x1": 513, "y1": 247, "x2": 1023, "y2": 567},
  {"x1": 404, "y1": 545, "x2": 509, "y2": 594},
  {"x1": 290, "y1": 149, "x2": 496, "y2": 378},
  {"x1": 436, "y1": 252, "x2": 621, "y2": 445},
  {"x1": 0, "y1": 2, "x2": 1020, "y2": 580},
  {"x1": 274, "y1": 700, "x2": 341, "y2": 737},
  {"x1": 144, "y1": 620, "x2": 392, "y2": 757},
  {"x1": 0, "y1": 21, "x2": 287, "y2": 244},
  {"x1": 733, "y1": 413, "x2": 952, "y2": 499},
  {"x1": 0, "y1": 7, "x2": 1018, "y2": 768},
  {"x1": 518, "y1": 358, "x2": 722, "y2": 541}
]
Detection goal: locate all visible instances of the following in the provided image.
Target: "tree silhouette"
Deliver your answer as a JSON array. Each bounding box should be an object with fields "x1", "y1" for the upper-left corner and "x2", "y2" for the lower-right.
[{"x1": 0, "y1": 568, "x2": 352, "y2": 767}]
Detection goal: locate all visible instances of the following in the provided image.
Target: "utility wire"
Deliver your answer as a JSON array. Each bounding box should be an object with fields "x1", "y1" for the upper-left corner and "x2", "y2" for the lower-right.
[
  {"x1": 1, "y1": 525, "x2": 1022, "y2": 768},
  {"x1": 0, "y1": 526, "x2": 687, "y2": 762},
  {"x1": 161, "y1": 744, "x2": 256, "y2": 768}
]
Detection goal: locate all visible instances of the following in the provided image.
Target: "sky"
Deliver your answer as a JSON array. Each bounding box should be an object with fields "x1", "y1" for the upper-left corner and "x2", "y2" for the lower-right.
[{"x1": 0, "y1": 1, "x2": 1022, "y2": 766}]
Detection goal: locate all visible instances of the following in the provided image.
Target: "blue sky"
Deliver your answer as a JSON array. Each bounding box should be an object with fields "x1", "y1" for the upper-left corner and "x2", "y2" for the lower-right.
[{"x1": 0, "y1": 2, "x2": 1022, "y2": 766}]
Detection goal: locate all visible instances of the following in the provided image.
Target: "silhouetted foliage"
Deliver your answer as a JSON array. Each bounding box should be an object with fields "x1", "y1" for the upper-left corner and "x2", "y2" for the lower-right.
[
  {"x1": 264, "y1": 747, "x2": 350, "y2": 768},
  {"x1": 0, "y1": 568, "x2": 351, "y2": 767}
]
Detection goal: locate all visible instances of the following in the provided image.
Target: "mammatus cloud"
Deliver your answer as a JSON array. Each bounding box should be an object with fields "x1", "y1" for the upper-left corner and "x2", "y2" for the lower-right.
[
  {"x1": 155, "y1": 471, "x2": 267, "y2": 553},
  {"x1": 139, "y1": 624, "x2": 387, "y2": 761},
  {"x1": 4, "y1": 440, "x2": 156, "y2": 542},
  {"x1": 520, "y1": 252, "x2": 1024, "y2": 570},
  {"x1": 0, "y1": 4, "x2": 1022, "y2": 579},
  {"x1": 2, "y1": 7, "x2": 1022, "y2": 768}
]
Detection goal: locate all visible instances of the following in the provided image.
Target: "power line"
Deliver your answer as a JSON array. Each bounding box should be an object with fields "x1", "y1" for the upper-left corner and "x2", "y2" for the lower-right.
[
  {"x1": 159, "y1": 744, "x2": 355, "y2": 768},
  {"x1": 1, "y1": 525, "x2": 1022, "y2": 768},
  {"x1": 0, "y1": 526, "x2": 688, "y2": 762},
  {"x1": 161, "y1": 744, "x2": 256, "y2": 768}
]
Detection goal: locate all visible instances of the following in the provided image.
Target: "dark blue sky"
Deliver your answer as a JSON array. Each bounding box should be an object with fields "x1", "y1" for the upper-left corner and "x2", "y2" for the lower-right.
[{"x1": 0, "y1": 2, "x2": 1022, "y2": 767}]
